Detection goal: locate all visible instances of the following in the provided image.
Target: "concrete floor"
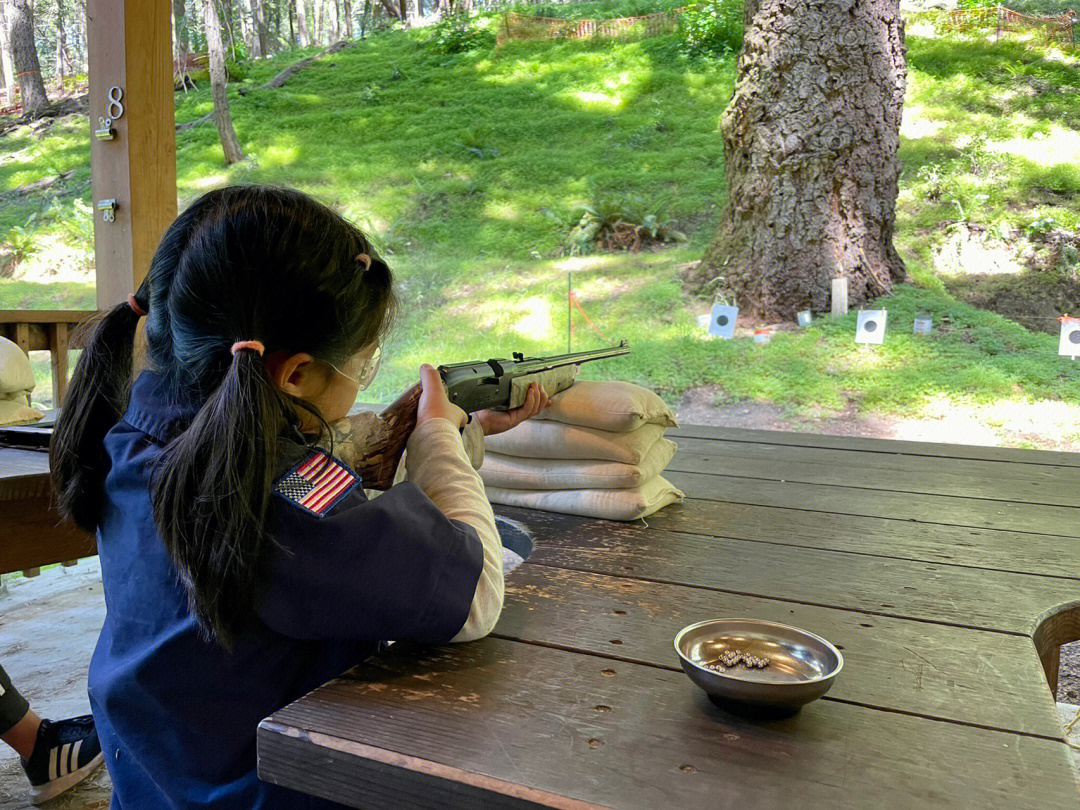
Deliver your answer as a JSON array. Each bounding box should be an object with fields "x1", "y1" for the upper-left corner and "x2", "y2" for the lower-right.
[
  {"x1": 0, "y1": 562, "x2": 110, "y2": 810},
  {"x1": 2, "y1": 560, "x2": 1078, "y2": 809}
]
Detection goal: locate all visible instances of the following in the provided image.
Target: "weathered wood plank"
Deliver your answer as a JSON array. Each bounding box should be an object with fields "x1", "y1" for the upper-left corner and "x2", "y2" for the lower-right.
[
  {"x1": 0, "y1": 310, "x2": 95, "y2": 324},
  {"x1": 503, "y1": 500, "x2": 1080, "y2": 581},
  {"x1": 664, "y1": 469, "x2": 1080, "y2": 536},
  {"x1": 495, "y1": 564, "x2": 1062, "y2": 739},
  {"x1": 668, "y1": 436, "x2": 1080, "y2": 507},
  {"x1": 667, "y1": 424, "x2": 1080, "y2": 468},
  {"x1": 259, "y1": 639, "x2": 1080, "y2": 810},
  {"x1": 0, "y1": 493, "x2": 95, "y2": 575},
  {"x1": 495, "y1": 507, "x2": 1079, "y2": 635}
]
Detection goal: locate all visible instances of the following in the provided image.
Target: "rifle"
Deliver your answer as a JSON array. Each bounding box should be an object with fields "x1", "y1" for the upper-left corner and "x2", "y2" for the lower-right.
[{"x1": 349, "y1": 340, "x2": 631, "y2": 489}]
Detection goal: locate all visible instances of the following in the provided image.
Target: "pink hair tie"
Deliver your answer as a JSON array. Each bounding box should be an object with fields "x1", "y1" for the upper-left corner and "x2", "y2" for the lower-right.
[
  {"x1": 230, "y1": 340, "x2": 265, "y2": 357},
  {"x1": 126, "y1": 293, "x2": 147, "y2": 317}
]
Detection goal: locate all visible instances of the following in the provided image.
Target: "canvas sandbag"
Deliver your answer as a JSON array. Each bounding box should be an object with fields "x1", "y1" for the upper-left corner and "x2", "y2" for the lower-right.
[
  {"x1": 485, "y1": 475, "x2": 684, "y2": 521},
  {"x1": 0, "y1": 399, "x2": 43, "y2": 426},
  {"x1": 533, "y1": 380, "x2": 678, "y2": 432},
  {"x1": 485, "y1": 421, "x2": 666, "y2": 465},
  {"x1": 0, "y1": 336, "x2": 34, "y2": 395},
  {"x1": 480, "y1": 438, "x2": 677, "y2": 491}
]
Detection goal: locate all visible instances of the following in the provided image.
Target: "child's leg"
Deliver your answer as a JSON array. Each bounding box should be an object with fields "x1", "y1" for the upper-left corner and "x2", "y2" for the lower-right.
[{"x1": 0, "y1": 663, "x2": 40, "y2": 759}]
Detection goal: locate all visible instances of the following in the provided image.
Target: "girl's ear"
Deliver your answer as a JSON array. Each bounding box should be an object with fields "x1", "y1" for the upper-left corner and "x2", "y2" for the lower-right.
[{"x1": 264, "y1": 351, "x2": 319, "y2": 398}]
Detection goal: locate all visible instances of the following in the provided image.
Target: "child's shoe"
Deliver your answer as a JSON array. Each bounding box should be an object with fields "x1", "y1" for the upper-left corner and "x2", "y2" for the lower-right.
[{"x1": 19, "y1": 715, "x2": 104, "y2": 805}]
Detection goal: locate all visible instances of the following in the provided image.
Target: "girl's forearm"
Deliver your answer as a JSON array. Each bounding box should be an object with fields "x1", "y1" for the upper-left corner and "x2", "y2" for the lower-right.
[{"x1": 405, "y1": 418, "x2": 503, "y2": 642}]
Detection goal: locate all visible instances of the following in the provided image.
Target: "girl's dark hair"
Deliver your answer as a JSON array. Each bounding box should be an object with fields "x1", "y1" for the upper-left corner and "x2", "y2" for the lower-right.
[{"x1": 50, "y1": 185, "x2": 396, "y2": 648}]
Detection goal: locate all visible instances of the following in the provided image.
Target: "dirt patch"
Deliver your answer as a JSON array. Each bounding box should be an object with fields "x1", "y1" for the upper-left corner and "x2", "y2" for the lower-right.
[
  {"x1": 946, "y1": 269, "x2": 1080, "y2": 336},
  {"x1": 676, "y1": 387, "x2": 1080, "y2": 451},
  {"x1": 1061, "y1": 643, "x2": 1080, "y2": 706}
]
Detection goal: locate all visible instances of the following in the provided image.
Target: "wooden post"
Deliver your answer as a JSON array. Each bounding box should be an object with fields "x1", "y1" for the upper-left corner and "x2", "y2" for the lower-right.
[
  {"x1": 87, "y1": 0, "x2": 177, "y2": 309},
  {"x1": 831, "y1": 277, "x2": 848, "y2": 318},
  {"x1": 48, "y1": 321, "x2": 69, "y2": 406}
]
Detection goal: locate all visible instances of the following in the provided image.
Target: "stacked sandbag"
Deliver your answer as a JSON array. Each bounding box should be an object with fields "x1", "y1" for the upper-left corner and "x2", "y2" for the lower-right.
[
  {"x1": 0, "y1": 336, "x2": 43, "y2": 426},
  {"x1": 482, "y1": 381, "x2": 684, "y2": 521}
]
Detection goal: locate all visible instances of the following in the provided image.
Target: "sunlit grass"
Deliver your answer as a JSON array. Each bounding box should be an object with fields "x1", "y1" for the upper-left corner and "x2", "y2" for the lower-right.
[{"x1": 0, "y1": 25, "x2": 1077, "y2": 419}]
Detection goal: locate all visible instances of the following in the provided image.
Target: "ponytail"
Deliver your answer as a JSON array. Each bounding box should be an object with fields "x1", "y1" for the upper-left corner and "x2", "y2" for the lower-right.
[
  {"x1": 50, "y1": 295, "x2": 144, "y2": 532},
  {"x1": 149, "y1": 347, "x2": 291, "y2": 649}
]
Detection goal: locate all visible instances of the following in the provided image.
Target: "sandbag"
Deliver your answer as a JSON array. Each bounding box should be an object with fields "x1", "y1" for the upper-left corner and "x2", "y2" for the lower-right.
[
  {"x1": 0, "y1": 399, "x2": 43, "y2": 426},
  {"x1": 484, "y1": 421, "x2": 666, "y2": 465},
  {"x1": 480, "y1": 438, "x2": 677, "y2": 491},
  {"x1": 534, "y1": 380, "x2": 678, "y2": 432},
  {"x1": 485, "y1": 475, "x2": 684, "y2": 521},
  {"x1": 0, "y1": 336, "x2": 34, "y2": 395}
]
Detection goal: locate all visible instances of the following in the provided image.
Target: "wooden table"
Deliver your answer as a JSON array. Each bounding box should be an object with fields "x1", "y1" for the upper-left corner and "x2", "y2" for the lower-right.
[
  {"x1": 0, "y1": 445, "x2": 94, "y2": 576},
  {"x1": 258, "y1": 425, "x2": 1080, "y2": 809}
]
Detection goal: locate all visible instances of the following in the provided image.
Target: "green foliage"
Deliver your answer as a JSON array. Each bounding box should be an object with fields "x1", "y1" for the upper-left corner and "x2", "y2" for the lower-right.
[
  {"x1": 3, "y1": 26, "x2": 1080, "y2": 429},
  {"x1": 428, "y1": 12, "x2": 495, "y2": 54},
  {"x1": 679, "y1": 0, "x2": 744, "y2": 58},
  {"x1": 520, "y1": 0, "x2": 685, "y2": 20},
  {"x1": 3, "y1": 220, "x2": 39, "y2": 270}
]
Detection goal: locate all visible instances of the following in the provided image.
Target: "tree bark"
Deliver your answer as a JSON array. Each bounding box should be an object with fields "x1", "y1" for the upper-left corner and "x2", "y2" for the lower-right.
[
  {"x1": 55, "y1": 2, "x2": 73, "y2": 90},
  {"x1": 0, "y1": 2, "x2": 14, "y2": 106},
  {"x1": 296, "y1": 0, "x2": 309, "y2": 45},
  {"x1": 204, "y1": 0, "x2": 243, "y2": 164},
  {"x1": 698, "y1": 0, "x2": 908, "y2": 321},
  {"x1": 343, "y1": 0, "x2": 352, "y2": 38},
  {"x1": 256, "y1": 0, "x2": 268, "y2": 55},
  {"x1": 173, "y1": 0, "x2": 189, "y2": 63},
  {"x1": 5, "y1": 0, "x2": 49, "y2": 117}
]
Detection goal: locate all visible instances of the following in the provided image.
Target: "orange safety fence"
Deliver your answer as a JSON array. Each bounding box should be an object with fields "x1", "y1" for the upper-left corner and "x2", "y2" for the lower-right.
[
  {"x1": 926, "y1": 5, "x2": 1078, "y2": 47},
  {"x1": 497, "y1": 8, "x2": 684, "y2": 44}
]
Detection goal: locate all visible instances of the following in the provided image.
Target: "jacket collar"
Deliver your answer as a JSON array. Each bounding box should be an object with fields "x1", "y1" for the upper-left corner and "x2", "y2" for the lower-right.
[{"x1": 122, "y1": 370, "x2": 205, "y2": 445}]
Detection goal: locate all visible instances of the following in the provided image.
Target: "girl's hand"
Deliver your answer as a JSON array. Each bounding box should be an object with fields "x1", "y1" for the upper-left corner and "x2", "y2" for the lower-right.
[
  {"x1": 475, "y1": 382, "x2": 551, "y2": 436},
  {"x1": 416, "y1": 364, "x2": 467, "y2": 430}
]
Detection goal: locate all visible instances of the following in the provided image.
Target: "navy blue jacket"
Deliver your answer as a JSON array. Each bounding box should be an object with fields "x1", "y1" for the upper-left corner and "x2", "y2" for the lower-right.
[{"x1": 88, "y1": 371, "x2": 484, "y2": 809}]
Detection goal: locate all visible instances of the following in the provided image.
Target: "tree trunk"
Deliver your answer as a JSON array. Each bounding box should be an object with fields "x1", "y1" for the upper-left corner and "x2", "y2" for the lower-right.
[
  {"x1": 698, "y1": 0, "x2": 907, "y2": 322},
  {"x1": 296, "y1": 0, "x2": 309, "y2": 44},
  {"x1": 313, "y1": 0, "x2": 323, "y2": 43},
  {"x1": 0, "y1": 2, "x2": 14, "y2": 107},
  {"x1": 5, "y1": 0, "x2": 49, "y2": 116},
  {"x1": 254, "y1": 0, "x2": 267, "y2": 55},
  {"x1": 54, "y1": 4, "x2": 68, "y2": 91},
  {"x1": 173, "y1": 0, "x2": 189, "y2": 56},
  {"x1": 204, "y1": 0, "x2": 243, "y2": 164}
]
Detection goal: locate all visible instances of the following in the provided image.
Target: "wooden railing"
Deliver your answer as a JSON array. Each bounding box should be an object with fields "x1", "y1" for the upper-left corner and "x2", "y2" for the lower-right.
[{"x1": 0, "y1": 310, "x2": 96, "y2": 406}]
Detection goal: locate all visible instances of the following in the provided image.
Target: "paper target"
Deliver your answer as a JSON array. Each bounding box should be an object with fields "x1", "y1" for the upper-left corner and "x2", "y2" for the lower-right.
[
  {"x1": 856, "y1": 309, "x2": 887, "y2": 345},
  {"x1": 708, "y1": 304, "x2": 738, "y2": 339},
  {"x1": 797, "y1": 310, "x2": 812, "y2": 328},
  {"x1": 1060, "y1": 319, "x2": 1080, "y2": 358}
]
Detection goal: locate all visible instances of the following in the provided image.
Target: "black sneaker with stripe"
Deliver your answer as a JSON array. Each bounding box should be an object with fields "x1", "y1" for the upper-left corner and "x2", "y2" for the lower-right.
[{"x1": 20, "y1": 715, "x2": 104, "y2": 805}]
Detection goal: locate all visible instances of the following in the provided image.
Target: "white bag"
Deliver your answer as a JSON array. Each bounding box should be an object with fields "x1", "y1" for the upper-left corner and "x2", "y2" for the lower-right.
[
  {"x1": 480, "y1": 438, "x2": 677, "y2": 491},
  {"x1": 485, "y1": 421, "x2": 666, "y2": 465},
  {"x1": 534, "y1": 380, "x2": 678, "y2": 432},
  {"x1": 0, "y1": 336, "x2": 34, "y2": 395},
  {"x1": 486, "y1": 475, "x2": 684, "y2": 521},
  {"x1": 0, "y1": 399, "x2": 43, "y2": 426}
]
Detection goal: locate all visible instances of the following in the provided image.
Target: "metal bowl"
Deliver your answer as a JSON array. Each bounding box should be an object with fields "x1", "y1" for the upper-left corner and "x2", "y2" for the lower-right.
[{"x1": 674, "y1": 619, "x2": 843, "y2": 717}]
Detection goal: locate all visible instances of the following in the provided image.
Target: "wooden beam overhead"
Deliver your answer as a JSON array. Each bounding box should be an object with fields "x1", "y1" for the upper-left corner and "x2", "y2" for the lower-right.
[{"x1": 87, "y1": 0, "x2": 177, "y2": 309}]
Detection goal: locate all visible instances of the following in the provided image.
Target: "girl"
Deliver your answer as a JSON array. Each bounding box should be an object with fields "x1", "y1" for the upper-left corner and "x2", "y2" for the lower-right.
[{"x1": 50, "y1": 184, "x2": 549, "y2": 809}]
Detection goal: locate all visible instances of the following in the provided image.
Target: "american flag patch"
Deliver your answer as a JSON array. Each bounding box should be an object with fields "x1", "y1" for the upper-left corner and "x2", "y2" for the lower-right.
[{"x1": 274, "y1": 452, "x2": 359, "y2": 517}]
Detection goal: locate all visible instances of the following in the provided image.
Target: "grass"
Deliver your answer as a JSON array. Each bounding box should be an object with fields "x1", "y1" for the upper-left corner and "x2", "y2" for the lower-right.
[{"x1": 0, "y1": 20, "x2": 1078, "y2": 421}]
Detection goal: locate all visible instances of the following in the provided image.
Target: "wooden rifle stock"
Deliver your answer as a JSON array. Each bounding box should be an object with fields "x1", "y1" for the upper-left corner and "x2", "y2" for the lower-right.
[{"x1": 353, "y1": 382, "x2": 422, "y2": 490}]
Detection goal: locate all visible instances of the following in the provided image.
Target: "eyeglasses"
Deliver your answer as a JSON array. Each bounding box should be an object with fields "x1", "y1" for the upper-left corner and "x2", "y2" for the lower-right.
[{"x1": 323, "y1": 346, "x2": 381, "y2": 391}]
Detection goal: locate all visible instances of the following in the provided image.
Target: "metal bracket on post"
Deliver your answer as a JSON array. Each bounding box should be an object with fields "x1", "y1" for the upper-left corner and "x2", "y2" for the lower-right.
[{"x1": 97, "y1": 198, "x2": 117, "y2": 223}]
